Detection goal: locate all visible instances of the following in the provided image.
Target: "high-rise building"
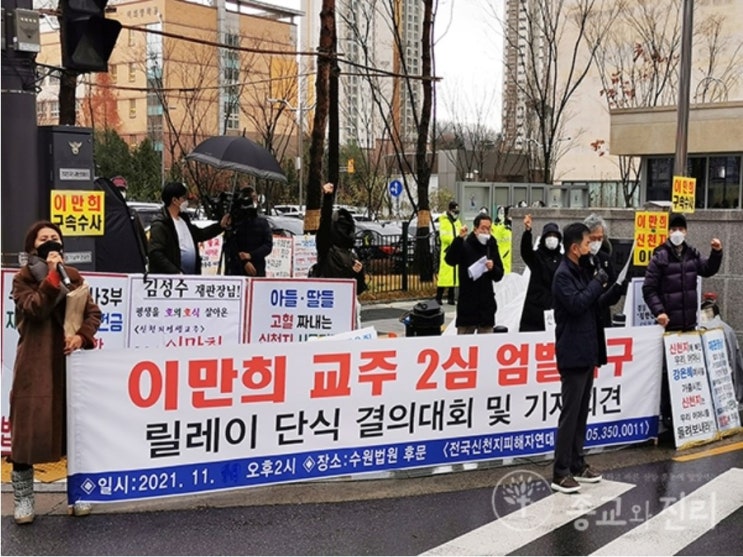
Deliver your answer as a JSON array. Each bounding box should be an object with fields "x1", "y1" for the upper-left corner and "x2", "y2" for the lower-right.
[
  {"x1": 37, "y1": 0, "x2": 300, "y2": 172},
  {"x1": 501, "y1": 0, "x2": 743, "y2": 196},
  {"x1": 301, "y1": 0, "x2": 422, "y2": 151}
]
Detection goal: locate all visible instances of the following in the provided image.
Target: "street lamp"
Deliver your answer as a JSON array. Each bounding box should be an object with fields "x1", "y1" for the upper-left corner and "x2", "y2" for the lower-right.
[{"x1": 268, "y1": 98, "x2": 315, "y2": 209}]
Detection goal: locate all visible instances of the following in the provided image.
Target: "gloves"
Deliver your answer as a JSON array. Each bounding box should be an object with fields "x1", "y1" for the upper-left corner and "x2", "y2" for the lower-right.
[{"x1": 595, "y1": 267, "x2": 609, "y2": 286}]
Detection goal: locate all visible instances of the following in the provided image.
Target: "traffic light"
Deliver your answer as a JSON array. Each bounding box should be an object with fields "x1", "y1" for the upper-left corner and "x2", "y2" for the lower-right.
[
  {"x1": 347, "y1": 158, "x2": 355, "y2": 174},
  {"x1": 60, "y1": 0, "x2": 122, "y2": 72}
]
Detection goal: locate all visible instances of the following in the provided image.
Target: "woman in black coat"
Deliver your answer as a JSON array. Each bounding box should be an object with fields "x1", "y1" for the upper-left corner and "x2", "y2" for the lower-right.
[{"x1": 519, "y1": 215, "x2": 563, "y2": 332}]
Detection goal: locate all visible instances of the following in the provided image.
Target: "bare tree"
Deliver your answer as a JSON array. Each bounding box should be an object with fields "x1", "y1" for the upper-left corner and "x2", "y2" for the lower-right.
[
  {"x1": 494, "y1": 0, "x2": 620, "y2": 184},
  {"x1": 588, "y1": 1, "x2": 741, "y2": 206},
  {"x1": 304, "y1": 0, "x2": 335, "y2": 232}
]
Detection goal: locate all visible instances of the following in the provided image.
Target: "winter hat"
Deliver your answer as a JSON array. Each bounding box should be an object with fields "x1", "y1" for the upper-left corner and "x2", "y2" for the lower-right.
[
  {"x1": 541, "y1": 222, "x2": 562, "y2": 242},
  {"x1": 448, "y1": 201, "x2": 459, "y2": 211},
  {"x1": 669, "y1": 213, "x2": 687, "y2": 229}
]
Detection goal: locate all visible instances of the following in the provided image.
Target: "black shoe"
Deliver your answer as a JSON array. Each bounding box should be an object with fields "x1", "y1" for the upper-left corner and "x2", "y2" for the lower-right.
[{"x1": 447, "y1": 299, "x2": 456, "y2": 305}]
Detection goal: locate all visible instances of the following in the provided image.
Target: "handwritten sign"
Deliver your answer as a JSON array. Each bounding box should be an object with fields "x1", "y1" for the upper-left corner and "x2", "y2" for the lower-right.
[
  {"x1": 50, "y1": 190, "x2": 105, "y2": 236},
  {"x1": 672, "y1": 175, "x2": 696, "y2": 214},
  {"x1": 663, "y1": 332, "x2": 718, "y2": 449},
  {"x1": 292, "y1": 236, "x2": 317, "y2": 278},
  {"x1": 700, "y1": 328, "x2": 742, "y2": 433},
  {"x1": 633, "y1": 211, "x2": 668, "y2": 266},
  {"x1": 265, "y1": 236, "x2": 292, "y2": 278}
]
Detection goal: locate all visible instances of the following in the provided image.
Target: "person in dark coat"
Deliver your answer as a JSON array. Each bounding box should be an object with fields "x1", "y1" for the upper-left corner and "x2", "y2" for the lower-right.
[
  {"x1": 314, "y1": 182, "x2": 367, "y2": 290},
  {"x1": 551, "y1": 222, "x2": 609, "y2": 493},
  {"x1": 519, "y1": 215, "x2": 562, "y2": 332},
  {"x1": 148, "y1": 182, "x2": 229, "y2": 274},
  {"x1": 445, "y1": 213, "x2": 504, "y2": 334},
  {"x1": 642, "y1": 212, "x2": 723, "y2": 430},
  {"x1": 224, "y1": 187, "x2": 273, "y2": 277},
  {"x1": 10, "y1": 221, "x2": 101, "y2": 523},
  {"x1": 584, "y1": 214, "x2": 627, "y2": 328}
]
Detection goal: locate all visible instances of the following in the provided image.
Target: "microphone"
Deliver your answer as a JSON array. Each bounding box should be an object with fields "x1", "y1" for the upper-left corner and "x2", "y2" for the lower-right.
[{"x1": 57, "y1": 263, "x2": 72, "y2": 288}]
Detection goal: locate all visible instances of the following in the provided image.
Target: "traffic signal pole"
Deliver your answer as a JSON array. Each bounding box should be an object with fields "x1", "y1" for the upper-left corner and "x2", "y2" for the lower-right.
[{"x1": 1, "y1": 0, "x2": 41, "y2": 267}]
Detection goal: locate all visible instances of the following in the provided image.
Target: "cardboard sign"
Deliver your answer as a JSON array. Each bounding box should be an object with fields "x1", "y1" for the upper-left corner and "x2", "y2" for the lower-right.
[
  {"x1": 633, "y1": 211, "x2": 668, "y2": 266},
  {"x1": 700, "y1": 328, "x2": 742, "y2": 433},
  {"x1": 50, "y1": 190, "x2": 105, "y2": 236},
  {"x1": 672, "y1": 176, "x2": 696, "y2": 214},
  {"x1": 663, "y1": 331, "x2": 718, "y2": 449}
]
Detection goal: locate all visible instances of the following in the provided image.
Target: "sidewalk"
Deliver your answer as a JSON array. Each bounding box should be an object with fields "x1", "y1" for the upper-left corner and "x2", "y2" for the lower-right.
[{"x1": 359, "y1": 298, "x2": 458, "y2": 337}]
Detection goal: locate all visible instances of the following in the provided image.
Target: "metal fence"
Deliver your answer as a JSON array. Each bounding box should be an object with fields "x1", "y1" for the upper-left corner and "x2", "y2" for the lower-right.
[{"x1": 355, "y1": 222, "x2": 440, "y2": 294}]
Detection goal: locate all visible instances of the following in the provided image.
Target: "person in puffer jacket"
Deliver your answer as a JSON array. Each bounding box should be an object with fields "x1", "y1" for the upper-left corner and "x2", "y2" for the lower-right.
[
  {"x1": 642, "y1": 213, "x2": 722, "y2": 332},
  {"x1": 642, "y1": 212, "x2": 722, "y2": 431}
]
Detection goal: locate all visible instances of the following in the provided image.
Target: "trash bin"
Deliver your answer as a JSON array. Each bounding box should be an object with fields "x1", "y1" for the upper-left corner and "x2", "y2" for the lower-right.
[{"x1": 402, "y1": 300, "x2": 444, "y2": 337}]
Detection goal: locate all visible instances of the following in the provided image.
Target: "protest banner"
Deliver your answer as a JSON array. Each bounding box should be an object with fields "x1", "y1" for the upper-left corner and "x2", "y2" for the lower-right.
[
  {"x1": 66, "y1": 326, "x2": 664, "y2": 505},
  {"x1": 700, "y1": 328, "x2": 742, "y2": 434}
]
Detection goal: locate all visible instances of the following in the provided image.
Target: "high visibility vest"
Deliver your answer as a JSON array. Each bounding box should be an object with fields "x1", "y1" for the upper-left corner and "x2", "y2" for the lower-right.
[
  {"x1": 437, "y1": 213, "x2": 462, "y2": 287},
  {"x1": 491, "y1": 223, "x2": 512, "y2": 274}
]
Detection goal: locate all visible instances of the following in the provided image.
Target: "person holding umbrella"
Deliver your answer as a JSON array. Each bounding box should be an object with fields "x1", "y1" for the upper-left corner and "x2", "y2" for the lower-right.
[
  {"x1": 148, "y1": 182, "x2": 230, "y2": 275},
  {"x1": 224, "y1": 187, "x2": 273, "y2": 277}
]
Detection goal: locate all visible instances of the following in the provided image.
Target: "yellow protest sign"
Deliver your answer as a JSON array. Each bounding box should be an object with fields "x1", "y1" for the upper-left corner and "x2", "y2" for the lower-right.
[
  {"x1": 50, "y1": 190, "x2": 105, "y2": 236},
  {"x1": 633, "y1": 211, "x2": 668, "y2": 266},
  {"x1": 672, "y1": 175, "x2": 696, "y2": 213}
]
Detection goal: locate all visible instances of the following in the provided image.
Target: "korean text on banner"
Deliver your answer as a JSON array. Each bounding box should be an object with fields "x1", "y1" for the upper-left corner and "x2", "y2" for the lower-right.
[
  {"x1": 672, "y1": 175, "x2": 696, "y2": 214},
  {"x1": 126, "y1": 274, "x2": 245, "y2": 348},
  {"x1": 663, "y1": 331, "x2": 718, "y2": 449},
  {"x1": 292, "y1": 236, "x2": 317, "y2": 278},
  {"x1": 246, "y1": 278, "x2": 356, "y2": 343},
  {"x1": 50, "y1": 190, "x2": 105, "y2": 236},
  {"x1": 700, "y1": 328, "x2": 742, "y2": 433},
  {"x1": 66, "y1": 326, "x2": 663, "y2": 506},
  {"x1": 633, "y1": 211, "x2": 668, "y2": 267}
]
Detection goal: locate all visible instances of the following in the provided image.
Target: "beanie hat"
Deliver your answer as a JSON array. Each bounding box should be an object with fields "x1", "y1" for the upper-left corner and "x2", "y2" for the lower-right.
[
  {"x1": 448, "y1": 201, "x2": 459, "y2": 211},
  {"x1": 669, "y1": 213, "x2": 687, "y2": 229},
  {"x1": 541, "y1": 222, "x2": 562, "y2": 242}
]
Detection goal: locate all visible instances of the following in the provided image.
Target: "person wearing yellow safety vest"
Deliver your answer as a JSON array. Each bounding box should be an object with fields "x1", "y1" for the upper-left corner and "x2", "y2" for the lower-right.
[
  {"x1": 491, "y1": 205, "x2": 513, "y2": 274},
  {"x1": 436, "y1": 201, "x2": 462, "y2": 305}
]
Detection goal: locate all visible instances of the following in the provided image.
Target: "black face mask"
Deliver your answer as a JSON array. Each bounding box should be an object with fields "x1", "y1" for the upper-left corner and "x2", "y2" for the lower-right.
[{"x1": 36, "y1": 240, "x2": 63, "y2": 260}]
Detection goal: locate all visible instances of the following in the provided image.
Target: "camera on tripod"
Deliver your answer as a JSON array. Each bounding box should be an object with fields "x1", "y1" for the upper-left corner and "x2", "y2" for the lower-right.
[{"x1": 204, "y1": 187, "x2": 256, "y2": 224}]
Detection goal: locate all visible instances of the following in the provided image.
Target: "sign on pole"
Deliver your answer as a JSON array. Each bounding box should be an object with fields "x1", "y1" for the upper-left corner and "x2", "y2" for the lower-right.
[
  {"x1": 671, "y1": 175, "x2": 696, "y2": 213},
  {"x1": 388, "y1": 179, "x2": 403, "y2": 198},
  {"x1": 633, "y1": 211, "x2": 668, "y2": 266},
  {"x1": 50, "y1": 190, "x2": 105, "y2": 236}
]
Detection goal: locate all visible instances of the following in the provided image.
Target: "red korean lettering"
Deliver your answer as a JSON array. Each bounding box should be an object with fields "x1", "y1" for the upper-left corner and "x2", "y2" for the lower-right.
[
  {"x1": 604, "y1": 337, "x2": 633, "y2": 377},
  {"x1": 358, "y1": 350, "x2": 397, "y2": 396},
  {"x1": 240, "y1": 355, "x2": 286, "y2": 403},
  {"x1": 534, "y1": 342, "x2": 559, "y2": 383},
  {"x1": 128, "y1": 360, "x2": 179, "y2": 410},
  {"x1": 416, "y1": 348, "x2": 439, "y2": 390},
  {"x1": 496, "y1": 343, "x2": 529, "y2": 386},
  {"x1": 310, "y1": 353, "x2": 351, "y2": 398},
  {"x1": 87, "y1": 193, "x2": 102, "y2": 212},
  {"x1": 71, "y1": 193, "x2": 85, "y2": 212},
  {"x1": 441, "y1": 346, "x2": 478, "y2": 390},
  {"x1": 189, "y1": 358, "x2": 238, "y2": 408}
]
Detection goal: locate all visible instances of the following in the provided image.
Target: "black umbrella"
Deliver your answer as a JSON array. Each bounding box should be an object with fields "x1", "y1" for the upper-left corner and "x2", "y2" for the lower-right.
[{"x1": 185, "y1": 135, "x2": 287, "y2": 183}]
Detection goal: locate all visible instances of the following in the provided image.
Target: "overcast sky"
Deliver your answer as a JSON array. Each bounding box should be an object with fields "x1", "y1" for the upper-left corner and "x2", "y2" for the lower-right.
[{"x1": 271, "y1": 0, "x2": 504, "y2": 130}]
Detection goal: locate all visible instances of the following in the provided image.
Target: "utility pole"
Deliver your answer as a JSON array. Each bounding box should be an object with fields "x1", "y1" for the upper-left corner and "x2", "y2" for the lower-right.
[
  {"x1": 1, "y1": 0, "x2": 40, "y2": 266},
  {"x1": 674, "y1": 0, "x2": 694, "y2": 176}
]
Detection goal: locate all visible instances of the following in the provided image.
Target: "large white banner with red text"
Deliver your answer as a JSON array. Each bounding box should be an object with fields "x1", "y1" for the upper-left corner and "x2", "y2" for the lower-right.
[{"x1": 66, "y1": 326, "x2": 664, "y2": 505}]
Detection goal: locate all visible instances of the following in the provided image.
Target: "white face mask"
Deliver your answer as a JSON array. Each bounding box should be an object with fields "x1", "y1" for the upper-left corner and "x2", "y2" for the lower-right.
[
  {"x1": 545, "y1": 236, "x2": 559, "y2": 251},
  {"x1": 669, "y1": 230, "x2": 685, "y2": 246},
  {"x1": 179, "y1": 200, "x2": 189, "y2": 212},
  {"x1": 589, "y1": 240, "x2": 602, "y2": 255},
  {"x1": 476, "y1": 233, "x2": 490, "y2": 245}
]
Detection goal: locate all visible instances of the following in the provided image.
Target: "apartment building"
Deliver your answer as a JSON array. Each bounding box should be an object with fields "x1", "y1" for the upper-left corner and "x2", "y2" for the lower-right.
[
  {"x1": 501, "y1": 0, "x2": 743, "y2": 206},
  {"x1": 37, "y1": 0, "x2": 300, "y2": 170}
]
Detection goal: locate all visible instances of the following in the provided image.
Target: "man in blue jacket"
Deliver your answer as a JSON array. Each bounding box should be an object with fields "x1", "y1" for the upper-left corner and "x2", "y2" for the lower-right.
[{"x1": 550, "y1": 222, "x2": 609, "y2": 493}]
